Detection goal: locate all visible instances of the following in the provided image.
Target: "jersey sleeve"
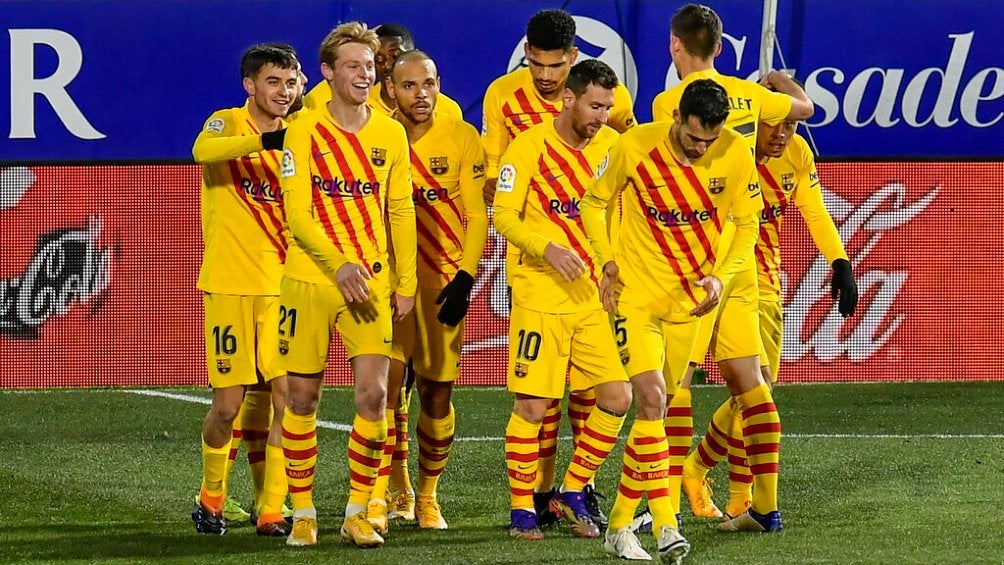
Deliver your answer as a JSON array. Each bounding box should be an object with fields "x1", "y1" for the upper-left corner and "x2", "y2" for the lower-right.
[
  {"x1": 457, "y1": 128, "x2": 489, "y2": 275},
  {"x1": 281, "y1": 121, "x2": 351, "y2": 277},
  {"x1": 608, "y1": 83, "x2": 636, "y2": 133},
  {"x1": 711, "y1": 150, "x2": 761, "y2": 285},
  {"x1": 580, "y1": 142, "x2": 625, "y2": 266},
  {"x1": 386, "y1": 128, "x2": 418, "y2": 296},
  {"x1": 651, "y1": 90, "x2": 674, "y2": 122},
  {"x1": 192, "y1": 109, "x2": 265, "y2": 163},
  {"x1": 481, "y1": 82, "x2": 508, "y2": 179},
  {"x1": 755, "y1": 83, "x2": 794, "y2": 126},
  {"x1": 492, "y1": 141, "x2": 550, "y2": 259},
  {"x1": 792, "y1": 138, "x2": 848, "y2": 263}
]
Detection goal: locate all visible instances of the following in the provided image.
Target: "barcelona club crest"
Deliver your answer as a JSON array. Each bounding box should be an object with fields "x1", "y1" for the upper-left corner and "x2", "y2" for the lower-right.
[
  {"x1": 371, "y1": 147, "x2": 387, "y2": 166},
  {"x1": 514, "y1": 362, "x2": 528, "y2": 378},
  {"x1": 216, "y1": 359, "x2": 232, "y2": 374},
  {"x1": 781, "y1": 173, "x2": 795, "y2": 192},
  {"x1": 708, "y1": 177, "x2": 726, "y2": 194},
  {"x1": 430, "y1": 156, "x2": 449, "y2": 175}
]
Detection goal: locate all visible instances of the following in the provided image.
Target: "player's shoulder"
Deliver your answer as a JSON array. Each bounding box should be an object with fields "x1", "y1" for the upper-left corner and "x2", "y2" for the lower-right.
[
  {"x1": 593, "y1": 124, "x2": 620, "y2": 148},
  {"x1": 717, "y1": 127, "x2": 752, "y2": 156},
  {"x1": 622, "y1": 121, "x2": 671, "y2": 146},
  {"x1": 202, "y1": 105, "x2": 245, "y2": 132},
  {"x1": 303, "y1": 81, "x2": 329, "y2": 112},
  {"x1": 486, "y1": 67, "x2": 529, "y2": 97},
  {"x1": 437, "y1": 92, "x2": 465, "y2": 118},
  {"x1": 786, "y1": 133, "x2": 815, "y2": 166}
]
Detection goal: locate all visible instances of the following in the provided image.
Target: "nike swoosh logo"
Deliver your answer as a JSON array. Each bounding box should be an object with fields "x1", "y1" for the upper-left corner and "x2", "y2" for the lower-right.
[{"x1": 383, "y1": 338, "x2": 393, "y2": 343}]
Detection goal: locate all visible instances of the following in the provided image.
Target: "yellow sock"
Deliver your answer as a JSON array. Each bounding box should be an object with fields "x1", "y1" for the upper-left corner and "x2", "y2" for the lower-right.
[
  {"x1": 200, "y1": 438, "x2": 230, "y2": 511},
  {"x1": 347, "y1": 414, "x2": 388, "y2": 508},
  {"x1": 561, "y1": 406, "x2": 623, "y2": 492},
  {"x1": 664, "y1": 389, "x2": 693, "y2": 518},
  {"x1": 726, "y1": 403, "x2": 753, "y2": 509},
  {"x1": 608, "y1": 418, "x2": 676, "y2": 532},
  {"x1": 281, "y1": 408, "x2": 317, "y2": 511},
  {"x1": 685, "y1": 396, "x2": 732, "y2": 478},
  {"x1": 417, "y1": 404, "x2": 455, "y2": 497},
  {"x1": 257, "y1": 443, "x2": 288, "y2": 523},
  {"x1": 535, "y1": 399, "x2": 561, "y2": 492},
  {"x1": 505, "y1": 412, "x2": 541, "y2": 510},
  {"x1": 391, "y1": 388, "x2": 413, "y2": 494},
  {"x1": 735, "y1": 384, "x2": 781, "y2": 514},
  {"x1": 241, "y1": 390, "x2": 270, "y2": 504},
  {"x1": 371, "y1": 409, "x2": 396, "y2": 503}
]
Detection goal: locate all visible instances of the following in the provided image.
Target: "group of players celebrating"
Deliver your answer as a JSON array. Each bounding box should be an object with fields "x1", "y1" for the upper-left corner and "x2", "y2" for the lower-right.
[{"x1": 190, "y1": 5, "x2": 859, "y2": 564}]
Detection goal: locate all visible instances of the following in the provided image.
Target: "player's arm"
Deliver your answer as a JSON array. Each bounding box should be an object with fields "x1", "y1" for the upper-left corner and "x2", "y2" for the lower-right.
[
  {"x1": 608, "y1": 83, "x2": 636, "y2": 133},
  {"x1": 387, "y1": 132, "x2": 418, "y2": 300},
  {"x1": 581, "y1": 144, "x2": 627, "y2": 312},
  {"x1": 457, "y1": 132, "x2": 490, "y2": 276},
  {"x1": 192, "y1": 110, "x2": 280, "y2": 163},
  {"x1": 481, "y1": 83, "x2": 508, "y2": 202},
  {"x1": 280, "y1": 123, "x2": 351, "y2": 277},
  {"x1": 491, "y1": 151, "x2": 549, "y2": 259},
  {"x1": 711, "y1": 154, "x2": 762, "y2": 288},
  {"x1": 759, "y1": 71, "x2": 813, "y2": 121}
]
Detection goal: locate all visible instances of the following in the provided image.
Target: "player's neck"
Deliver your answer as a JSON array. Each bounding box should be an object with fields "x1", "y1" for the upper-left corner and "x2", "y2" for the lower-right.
[
  {"x1": 535, "y1": 84, "x2": 564, "y2": 103},
  {"x1": 667, "y1": 124, "x2": 692, "y2": 166},
  {"x1": 756, "y1": 153, "x2": 771, "y2": 165},
  {"x1": 675, "y1": 57, "x2": 714, "y2": 80},
  {"x1": 399, "y1": 114, "x2": 435, "y2": 144},
  {"x1": 326, "y1": 99, "x2": 370, "y2": 133},
  {"x1": 247, "y1": 99, "x2": 282, "y2": 133},
  {"x1": 553, "y1": 113, "x2": 588, "y2": 150}
]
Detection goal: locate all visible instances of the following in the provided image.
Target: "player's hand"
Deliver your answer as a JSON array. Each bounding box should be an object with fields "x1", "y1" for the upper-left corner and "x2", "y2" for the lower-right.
[
  {"x1": 391, "y1": 292, "x2": 415, "y2": 322},
  {"x1": 598, "y1": 261, "x2": 620, "y2": 313},
  {"x1": 483, "y1": 178, "x2": 498, "y2": 205},
  {"x1": 435, "y1": 270, "x2": 475, "y2": 327},
  {"x1": 544, "y1": 242, "x2": 586, "y2": 282},
  {"x1": 261, "y1": 129, "x2": 286, "y2": 151},
  {"x1": 335, "y1": 263, "x2": 371, "y2": 303},
  {"x1": 690, "y1": 275, "x2": 723, "y2": 317},
  {"x1": 831, "y1": 258, "x2": 858, "y2": 317}
]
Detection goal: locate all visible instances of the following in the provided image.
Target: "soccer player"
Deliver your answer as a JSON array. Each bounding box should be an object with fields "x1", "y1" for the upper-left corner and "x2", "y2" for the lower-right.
[
  {"x1": 360, "y1": 50, "x2": 489, "y2": 532},
  {"x1": 643, "y1": 4, "x2": 812, "y2": 533},
  {"x1": 580, "y1": 79, "x2": 762, "y2": 563},
  {"x1": 277, "y1": 22, "x2": 417, "y2": 549},
  {"x1": 190, "y1": 43, "x2": 301, "y2": 537},
  {"x1": 302, "y1": 23, "x2": 464, "y2": 121},
  {"x1": 481, "y1": 7, "x2": 636, "y2": 529},
  {"x1": 683, "y1": 113, "x2": 858, "y2": 522},
  {"x1": 493, "y1": 59, "x2": 631, "y2": 543}
]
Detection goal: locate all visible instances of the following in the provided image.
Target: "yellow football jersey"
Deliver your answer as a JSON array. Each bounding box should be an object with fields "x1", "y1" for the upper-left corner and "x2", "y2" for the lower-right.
[
  {"x1": 651, "y1": 68, "x2": 791, "y2": 147},
  {"x1": 194, "y1": 101, "x2": 288, "y2": 296},
  {"x1": 280, "y1": 107, "x2": 417, "y2": 296},
  {"x1": 580, "y1": 122, "x2": 761, "y2": 321},
  {"x1": 493, "y1": 121, "x2": 619, "y2": 314},
  {"x1": 408, "y1": 114, "x2": 489, "y2": 288},
  {"x1": 300, "y1": 81, "x2": 464, "y2": 120},
  {"x1": 756, "y1": 133, "x2": 848, "y2": 300},
  {"x1": 482, "y1": 67, "x2": 635, "y2": 178}
]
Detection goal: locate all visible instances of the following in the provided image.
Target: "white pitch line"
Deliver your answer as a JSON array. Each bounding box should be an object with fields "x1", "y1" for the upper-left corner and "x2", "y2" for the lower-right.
[{"x1": 118, "y1": 389, "x2": 1004, "y2": 441}]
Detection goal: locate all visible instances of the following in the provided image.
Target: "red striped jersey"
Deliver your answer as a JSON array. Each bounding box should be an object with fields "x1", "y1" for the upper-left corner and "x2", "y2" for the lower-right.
[
  {"x1": 408, "y1": 114, "x2": 489, "y2": 288},
  {"x1": 280, "y1": 107, "x2": 417, "y2": 296},
  {"x1": 755, "y1": 134, "x2": 848, "y2": 301},
  {"x1": 194, "y1": 101, "x2": 288, "y2": 295},
  {"x1": 581, "y1": 122, "x2": 761, "y2": 322},
  {"x1": 493, "y1": 121, "x2": 619, "y2": 314},
  {"x1": 482, "y1": 67, "x2": 635, "y2": 178}
]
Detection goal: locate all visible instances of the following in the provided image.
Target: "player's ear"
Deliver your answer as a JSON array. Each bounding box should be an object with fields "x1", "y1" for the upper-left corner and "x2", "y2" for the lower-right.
[
  {"x1": 714, "y1": 41, "x2": 723, "y2": 58},
  {"x1": 243, "y1": 76, "x2": 255, "y2": 97},
  {"x1": 672, "y1": 109, "x2": 681, "y2": 125},
  {"x1": 386, "y1": 79, "x2": 396, "y2": 100},
  {"x1": 562, "y1": 87, "x2": 575, "y2": 107},
  {"x1": 568, "y1": 47, "x2": 579, "y2": 66},
  {"x1": 321, "y1": 62, "x2": 335, "y2": 82}
]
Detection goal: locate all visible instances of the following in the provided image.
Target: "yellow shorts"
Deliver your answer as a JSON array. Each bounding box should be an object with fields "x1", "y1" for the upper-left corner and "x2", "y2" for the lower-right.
[
  {"x1": 507, "y1": 304, "x2": 626, "y2": 399},
  {"x1": 759, "y1": 299, "x2": 783, "y2": 382},
  {"x1": 277, "y1": 275, "x2": 393, "y2": 375},
  {"x1": 616, "y1": 300, "x2": 702, "y2": 396},
  {"x1": 203, "y1": 293, "x2": 282, "y2": 388},
  {"x1": 690, "y1": 267, "x2": 763, "y2": 364},
  {"x1": 391, "y1": 286, "x2": 464, "y2": 382}
]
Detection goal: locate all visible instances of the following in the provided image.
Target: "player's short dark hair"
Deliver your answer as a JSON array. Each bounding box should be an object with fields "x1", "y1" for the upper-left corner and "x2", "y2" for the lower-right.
[
  {"x1": 240, "y1": 43, "x2": 299, "y2": 80},
  {"x1": 679, "y1": 79, "x2": 730, "y2": 128},
  {"x1": 526, "y1": 9, "x2": 576, "y2": 51},
  {"x1": 376, "y1": 23, "x2": 415, "y2": 50},
  {"x1": 670, "y1": 4, "x2": 722, "y2": 60},
  {"x1": 566, "y1": 60, "x2": 619, "y2": 96}
]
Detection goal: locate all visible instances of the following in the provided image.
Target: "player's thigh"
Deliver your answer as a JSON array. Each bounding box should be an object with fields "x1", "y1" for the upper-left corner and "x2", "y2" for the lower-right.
[
  {"x1": 506, "y1": 304, "x2": 570, "y2": 400},
  {"x1": 253, "y1": 295, "x2": 285, "y2": 382},
  {"x1": 413, "y1": 287, "x2": 463, "y2": 383},
  {"x1": 615, "y1": 301, "x2": 666, "y2": 379},
  {"x1": 568, "y1": 309, "x2": 628, "y2": 392},
  {"x1": 391, "y1": 303, "x2": 417, "y2": 365},
  {"x1": 758, "y1": 299, "x2": 783, "y2": 383},
  {"x1": 709, "y1": 291, "x2": 762, "y2": 363},
  {"x1": 659, "y1": 317, "x2": 704, "y2": 395},
  {"x1": 335, "y1": 273, "x2": 393, "y2": 361},
  {"x1": 203, "y1": 292, "x2": 260, "y2": 387},
  {"x1": 277, "y1": 277, "x2": 339, "y2": 375}
]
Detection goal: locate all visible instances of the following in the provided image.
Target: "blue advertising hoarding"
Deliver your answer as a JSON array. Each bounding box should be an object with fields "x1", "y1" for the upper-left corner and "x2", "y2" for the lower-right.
[{"x1": 0, "y1": 0, "x2": 1001, "y2": 161}]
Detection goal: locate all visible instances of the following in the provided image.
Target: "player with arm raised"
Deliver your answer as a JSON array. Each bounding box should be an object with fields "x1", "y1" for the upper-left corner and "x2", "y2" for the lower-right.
[
  {"x1": 580, "y1": 79, "x2": 762, "y2": 563},
  {"x1": 493, "y1": 60, "x2": 631, "y2": 543},
  {"x1": 277, "y1": 22, "x2": 417, "y2": 549},
  {"x1": 190, "y1": 43, "x2": 300, "y2": 537}
]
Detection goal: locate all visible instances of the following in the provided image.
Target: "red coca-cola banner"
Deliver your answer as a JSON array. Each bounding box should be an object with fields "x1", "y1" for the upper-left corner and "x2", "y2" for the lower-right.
[{"x1": 0, "y1": 163, "x2": 998, "y2": 388}]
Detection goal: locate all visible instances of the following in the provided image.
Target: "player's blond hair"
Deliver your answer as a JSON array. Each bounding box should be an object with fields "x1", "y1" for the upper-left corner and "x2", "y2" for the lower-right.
[{"x1": 319, "y1": 22, "x2": 380, "y2": 67}]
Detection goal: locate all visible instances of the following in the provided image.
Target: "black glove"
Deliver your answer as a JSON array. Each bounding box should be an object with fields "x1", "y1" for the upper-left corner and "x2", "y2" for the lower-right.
[
  {"x1": 261, "y1": 129, "x2": 286, "y2": 151},
  {"x1": 436, "y1": 270, "x2": 475, "y2": 327},
  {"x1": 831, "y1": 258, "x2": 858, "y2": 317}
]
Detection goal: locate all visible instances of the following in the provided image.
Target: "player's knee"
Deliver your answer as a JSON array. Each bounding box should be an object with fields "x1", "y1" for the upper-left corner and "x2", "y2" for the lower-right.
[{"x1": 597, "y1": 382, "x2": 632, "y2": 416}]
